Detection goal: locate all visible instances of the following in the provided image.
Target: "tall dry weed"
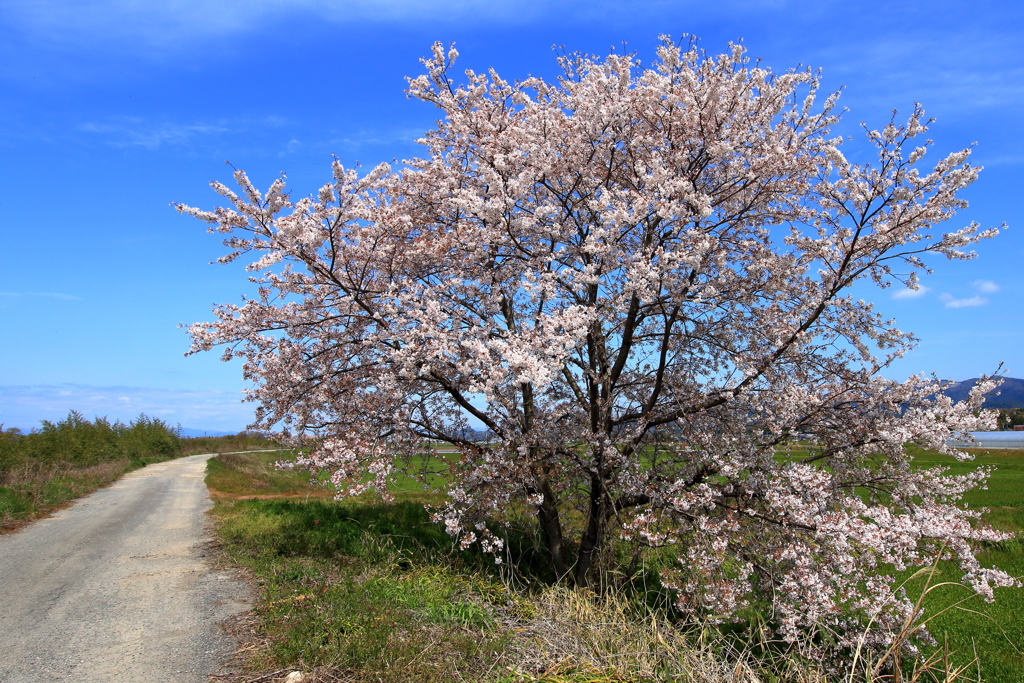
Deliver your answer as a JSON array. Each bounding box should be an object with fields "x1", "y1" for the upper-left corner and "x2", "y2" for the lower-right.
[
  {"x1": 496, "y1": 584, "x2": 985, "y2": 683},
  {"x1": 0, "y1": 458, "x2": 132, "y2": 530},
  {"x1": 497, "y1": 586, "x2": 822, "y2": 682}
]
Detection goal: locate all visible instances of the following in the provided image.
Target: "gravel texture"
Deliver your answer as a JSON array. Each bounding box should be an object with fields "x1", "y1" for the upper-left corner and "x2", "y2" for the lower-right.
[{"x1": 0, "y1": 453, "x2": 252, "y2": 683}]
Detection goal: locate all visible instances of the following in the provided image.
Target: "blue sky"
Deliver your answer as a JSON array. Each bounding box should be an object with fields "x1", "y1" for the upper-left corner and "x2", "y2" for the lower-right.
[{"x1": 1, "y1": 0, "x2": 1021, "y2": 432}]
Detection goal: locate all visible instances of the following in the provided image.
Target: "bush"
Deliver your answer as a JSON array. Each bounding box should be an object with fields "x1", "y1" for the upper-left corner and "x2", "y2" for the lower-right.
[
  {"x1": 0, "y1": 411, "x2": 185, "y2": 529},
  {"x1": 0, "y1": 411, "x2": 183, "y2": 471},
  {"x1": 0, "y1": 426, "x2": 24, "y2": 471},
  {"x1": 27, "y1": 411, "x2": 121, "y2": 466},
  {"x1": 117, "y1": 414, "x2": 183, "y2": 462}
]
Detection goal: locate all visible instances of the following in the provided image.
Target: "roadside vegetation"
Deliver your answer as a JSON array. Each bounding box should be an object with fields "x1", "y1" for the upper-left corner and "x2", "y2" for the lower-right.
[
  {"x1": 0, "y1": 412, "x2": 278, "y2": 532},
  {"x1": 207, "y1": 447, "x2": 1023, "y2": 683},
  {"x1": 180, "y1": 431, "x2": 281, "y2": 456},
  {"x1": 0, "y1": 411, "x2": 183, "y2": 530}
]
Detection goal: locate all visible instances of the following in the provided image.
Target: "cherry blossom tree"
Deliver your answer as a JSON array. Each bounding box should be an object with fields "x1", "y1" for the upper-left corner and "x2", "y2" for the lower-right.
[{"x1": 179, "y1": 39, "x2": 1015, "y2": 655}]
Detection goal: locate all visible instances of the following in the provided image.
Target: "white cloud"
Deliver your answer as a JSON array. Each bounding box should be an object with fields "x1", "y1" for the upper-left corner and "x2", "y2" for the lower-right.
[
  {"x1": 0, "y1": 0, "x2": 844, "y2": 55},
  {"x1": 940, "y1": 293, "x2": 988, "y2": 309},
  {"x1": 0, "y1": 291, "x2": 80, "y2": 300},
  {"x1": 79, "y1": 120, "x2": 227, "y2": 150},
  {"x1": 892, "y1": 285, "x2": 930, "y2": 300},
  {"x1": 2, "y1": 0, "x2": 553, "y2": 49},
  {"x1": 972, "y1": 279, "x2": 1000, "y2": 293},
  {"x1": 0, "y1": 384, "x2": 255, "y2": 433},
  {"x1": 936, "y1": 279, "x2": 1001, "y2": 309}
]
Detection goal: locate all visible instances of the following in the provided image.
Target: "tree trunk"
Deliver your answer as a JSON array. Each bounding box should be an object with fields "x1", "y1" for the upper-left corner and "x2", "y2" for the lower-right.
[
  {"x1": 573, "y1": 473, "x2": 606, "y2": 588},
  {"x1": 537, "y1": 474, "x2": 572, "y2": 583}
]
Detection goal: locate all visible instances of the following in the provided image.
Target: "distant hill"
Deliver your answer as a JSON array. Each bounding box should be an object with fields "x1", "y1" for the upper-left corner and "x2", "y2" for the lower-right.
[
  {"x1": 940, "y1": 377, "x2": 1024, "y2": 410},
  {"x1": 178, "y1": 428, "x2": 237, "y2": 438}
]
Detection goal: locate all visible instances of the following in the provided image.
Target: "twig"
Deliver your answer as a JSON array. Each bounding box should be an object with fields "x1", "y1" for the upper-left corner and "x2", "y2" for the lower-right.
[{"x1": 242, "y1": 668, "x2": 290, "y2": 683}]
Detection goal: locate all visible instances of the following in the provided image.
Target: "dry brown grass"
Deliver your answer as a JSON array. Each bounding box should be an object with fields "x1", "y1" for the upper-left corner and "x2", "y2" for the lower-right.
[
  {"x1": 0, "y1": 458, "x2": 133, "y2": 532},
  {"x1": 493, "y1": 583, "x2": 987, "y2": 683},
  {"x1": 495, "y1": 586, "x2": 827, "y2": 683},
  {"x1": 0, "y1": 458, "x2": 127, "y2": 487}
]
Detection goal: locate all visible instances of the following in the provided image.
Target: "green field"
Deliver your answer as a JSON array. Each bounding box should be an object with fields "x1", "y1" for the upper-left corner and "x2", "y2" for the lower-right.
[
  {"x1": 899, "y1": 448, "x2": 1024, "y2": 682},
  {"x1": 206, "y1": 447, "x2": 1024, "y2": 682}
]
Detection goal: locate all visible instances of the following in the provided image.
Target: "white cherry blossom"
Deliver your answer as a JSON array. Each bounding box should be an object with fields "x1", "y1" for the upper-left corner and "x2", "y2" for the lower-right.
[{"x1": 179, "y1": 38, "x2": 1014, "y2": 660}]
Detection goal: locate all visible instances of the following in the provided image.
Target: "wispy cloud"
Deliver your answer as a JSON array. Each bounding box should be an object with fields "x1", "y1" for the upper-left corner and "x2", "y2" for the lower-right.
[
  {"x1": 938, "y1": 279, "x2": 1001, "y2": 309},
  {"x1": 70, "y1": 114, "x2": 426, "y2": 162},
  {"x1": 972, "y1": 279, "x2": 1000, "y2": 294},
  {"x1": 0, "y1": 384, "x2": 255, "y2": 433},
  {"x1": 78, "y1": 118, "x2": 230, "y2": 150},
  {"x1": 892, "y1": 285, "x2": 931, "y2": 300},
  {"x1": 2, "y1": 0, "x2": 553, "y2": 50},
  {"x1": 970, "y1": 152, "x2": 1024, "y2": 168},
  {"x1": 0, "y1": 0, "x2": 846, "y2": 55},
  {"x1": 940, "y1": 294, "x2": 988, "y2": 309},
  {"x1": 805, "y1": 12, "x2": 1024, "y2": 116},
  {"x1": 74, "y1": 114, "x2": 302, "y2": 152},
  {"x1": 83, "y1": 120, "x2": 433, "y2": 160},
  {"x1": 0, "y1": 291, "x2": 80, "y2": 300}
]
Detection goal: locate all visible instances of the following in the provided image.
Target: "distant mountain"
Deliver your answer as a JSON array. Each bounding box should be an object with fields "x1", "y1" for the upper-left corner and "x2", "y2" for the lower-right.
[
  {"x1": 940, "y1": 377, "x2": 1024, "y2": 410},
  {"x1": 178, "y1": 428, "x2": 237, "y2": 438}
]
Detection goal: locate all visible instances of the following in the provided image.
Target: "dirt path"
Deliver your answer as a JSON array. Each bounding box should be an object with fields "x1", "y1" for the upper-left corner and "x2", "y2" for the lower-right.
[{"x1": 0, "y1": 453, "x2": 252, "y2": 683}]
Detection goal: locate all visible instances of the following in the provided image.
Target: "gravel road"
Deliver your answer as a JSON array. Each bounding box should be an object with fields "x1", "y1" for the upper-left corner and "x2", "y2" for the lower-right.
[{"x1": 0, "y1": 453, "x2": 252, "y2": 683}]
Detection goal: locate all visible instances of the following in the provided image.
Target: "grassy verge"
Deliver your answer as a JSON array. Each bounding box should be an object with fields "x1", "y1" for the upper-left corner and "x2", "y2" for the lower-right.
[
  {"x1": 208, "y1": 453, "x2": 782, "y2": 682},
  {"x1": 208, "y1": 452, "x2": 512, "y2": 681},
  {"x1": 0, "y1": 457, "x2": 139, "y2": 531},
  {"x1": 897, "y1": 448, "x2": 1024, "y2": 682},
  {"x1": 179, "y1": 431, "x2": 282, "y2": 456},
  {"x1": 206, "y1": 449, "x2": 1024, "y2": 683},
  {"x1": 0, "y1": 411, "x2": 270, "y2": 532}
]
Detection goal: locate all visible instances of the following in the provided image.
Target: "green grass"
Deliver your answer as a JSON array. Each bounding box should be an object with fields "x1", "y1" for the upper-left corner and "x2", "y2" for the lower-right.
[
  {"x1": 206, "y1": 447, "x2": 1024, "y2": 682},
  {"x1": 895, "y1": 448, "x2": 1024, "y2": 683},
  {"x1": 205, "y1": 450, "x2": 324, "y2": 497},
  {"x1": 774, "y1": 444, "x2": 1024, "y2": 680},
  {"x1": 211, "y1": 495, "x2": 515, "y2": 681},
  {"x1": 207, "y1": 449, "x2": 525, "y2": 679},
  {"x1": 178, "y1": 431, "x2": 281, "y2": 456},
  {"x1": 208, "y1": 488, "x2": 762, "y2": 683}
]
